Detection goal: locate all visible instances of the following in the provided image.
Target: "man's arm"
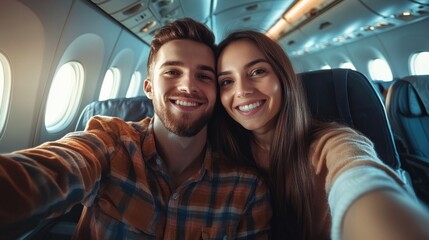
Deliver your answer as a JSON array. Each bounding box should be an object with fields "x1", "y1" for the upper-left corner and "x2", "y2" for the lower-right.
[{"x1": 0, "y1": 117, "x2": 116, "y2": 237}]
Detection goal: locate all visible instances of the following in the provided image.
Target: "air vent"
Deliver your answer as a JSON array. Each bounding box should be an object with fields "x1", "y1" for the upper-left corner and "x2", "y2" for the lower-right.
[
  {"x1": 158, "y1": 0, "x2": 174, "y2": 8},
  {"x1": 319, "y1": 21, "x2": 331, "y2": 30},
  {"x1": 242, "y1": 16, "x2": 251, "y2": 22},
  {"x1": 246, "y1": 4, "x2": 258, "y2": 11},
  {"x1": 123, "y1": 4, "x2": 143, "y2": 15}
]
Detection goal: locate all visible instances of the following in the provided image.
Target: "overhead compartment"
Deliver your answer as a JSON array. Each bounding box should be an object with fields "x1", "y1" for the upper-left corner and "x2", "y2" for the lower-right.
[
  {"x1": 212, "y1": 1, "x2": 292, "y2": 39},
  {"x1": 279, "y1": 0, "x2": 429, "y2": 57},
  {"x1": 90, "y1": 0, "x2": 212, "y2": 45},
  {"x1": 359, "y1": 0, "x2": 424, "y2": 18}
]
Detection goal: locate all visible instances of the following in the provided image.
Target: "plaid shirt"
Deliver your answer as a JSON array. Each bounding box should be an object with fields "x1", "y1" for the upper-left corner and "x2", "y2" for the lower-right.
[{"x1": 0, "y1": 116, "x2": 271, "y2": 239}]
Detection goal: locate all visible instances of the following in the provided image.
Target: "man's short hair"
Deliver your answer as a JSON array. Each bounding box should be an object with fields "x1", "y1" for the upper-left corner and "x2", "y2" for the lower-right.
[{"x1": 146, "y1": 18, "x2": 216, "y2": 79}]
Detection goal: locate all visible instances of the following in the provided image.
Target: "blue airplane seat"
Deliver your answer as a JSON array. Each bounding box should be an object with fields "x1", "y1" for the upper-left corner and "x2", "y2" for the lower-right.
[
  {"x1": 386, "y1": 75, "x2": 429, "y2": 203},
  {"x1": 297, "y1": 69, "x2": 415, "y2": 194},
  {"x1": 75, "y1": 96, "x2": 154, "y2": 131}
]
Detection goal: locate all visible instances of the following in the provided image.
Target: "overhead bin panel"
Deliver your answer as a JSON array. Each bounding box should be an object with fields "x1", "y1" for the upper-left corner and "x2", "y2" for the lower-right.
[
  {"x1": 98, "y1": 0, "x2": 141, "y2": 14},
  {"x1": 213, "y1": 1, "x2": 293, "y2": 39},
  {"x1": 290, "y1": 1, "x2": 383, "y2": 56},
  {"x1": 181, "y1": 0, "x2": 211, "y2": 24},
  {"x1": 279, "y1": 0, "x2": 429, "y2": 57},
  {"x1": 91, "y1": 0, "x2": 211, "y2": 45},
  {"x1": 278, "y1": 30, "x2": 309, "y2": 56},
  {"x1": 359, "y1": 0, "x2": 421, "y2": 18},
  {"x1": 213, "y1": 0, "x2": 291, "y2": 14},
  {"x1": 111, "y1": 1, "x2": 150, "y2": 22}
]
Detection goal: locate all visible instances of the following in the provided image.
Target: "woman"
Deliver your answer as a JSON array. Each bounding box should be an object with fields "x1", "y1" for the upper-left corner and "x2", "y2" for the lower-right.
[{"x1": 212, "y1": 30, "x2": 429, "y2": 240}]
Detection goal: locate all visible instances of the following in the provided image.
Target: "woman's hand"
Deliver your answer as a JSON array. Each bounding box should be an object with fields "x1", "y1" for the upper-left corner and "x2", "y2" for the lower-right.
[{"x1": 342, "y1": 190, "x2": 429, "y2": 240}]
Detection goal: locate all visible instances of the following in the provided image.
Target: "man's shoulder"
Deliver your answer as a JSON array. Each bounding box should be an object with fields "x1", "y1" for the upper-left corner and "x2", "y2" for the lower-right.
[{"x1": 86, "y1": 115, "x2": 152, "y2": 132}]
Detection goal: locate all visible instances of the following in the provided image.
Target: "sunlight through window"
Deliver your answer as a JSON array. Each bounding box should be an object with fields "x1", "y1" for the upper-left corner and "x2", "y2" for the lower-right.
[
  {"x1": 368, "y1": 58, "x2": 393, "y2": 81},
  {"x1": 45, "y1": 62, "x2": 84, "y2": 132},
  {"x1": 126, "y1": 71, "x2": 141, "y2": 98},
  {"x1": 99, "y1": 67, "x2": 121, "y2": 101},
  {"x1": 0, "y1": 54, "x2": 11, "y2": 136},
  {"x1": 339, "y1": 62, "x2": 356, "y2": 70},
  {"x1": 410, "y1": 52, "x2": 429, "y2": 75}
]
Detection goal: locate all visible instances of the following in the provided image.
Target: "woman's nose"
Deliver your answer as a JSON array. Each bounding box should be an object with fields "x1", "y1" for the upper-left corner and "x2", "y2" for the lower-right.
[{"x1": 236, "y1": 80, "x2": 253, "y2": 98}]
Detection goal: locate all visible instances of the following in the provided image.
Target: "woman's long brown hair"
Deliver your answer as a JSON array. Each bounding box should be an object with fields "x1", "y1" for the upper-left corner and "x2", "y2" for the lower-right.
[{"x1": 211, "y1": 31, "x2": 315, "y2": 240}]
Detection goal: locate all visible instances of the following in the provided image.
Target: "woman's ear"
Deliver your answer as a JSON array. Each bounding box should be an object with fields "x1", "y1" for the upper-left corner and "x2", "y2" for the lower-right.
[{"x1": 143, "y1": 79, "x2": 153, "y2": 99}]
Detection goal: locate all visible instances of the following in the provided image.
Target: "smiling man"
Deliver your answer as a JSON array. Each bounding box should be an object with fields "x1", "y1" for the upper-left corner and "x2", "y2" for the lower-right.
[{"x1": 0, "y1": 18, "x2": 271, "y2": 239}]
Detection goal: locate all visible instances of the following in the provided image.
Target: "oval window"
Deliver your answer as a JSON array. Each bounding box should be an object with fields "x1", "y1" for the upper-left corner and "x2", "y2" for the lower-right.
[
  {"x1": 410, "y1": 52, "x2": 429, "y2": 75},
  {"x1": 368, "y1": 58, "x2": 393, "y2": 81},
  {"x1": 126, "y1": 71, "x2": 142, "y2": 98},
  {"x1": 44, "y1": 61, "x2": 84, "y2": 132},
  {"x1": 339, "y1": 62, "x2": 356, "y2": 70},
  {"x1": 99, "y1": 67, "x2": 121, "y2": 101},
  {"x1": 0, "y1": 53, "x2": 12, "y2": 136}
]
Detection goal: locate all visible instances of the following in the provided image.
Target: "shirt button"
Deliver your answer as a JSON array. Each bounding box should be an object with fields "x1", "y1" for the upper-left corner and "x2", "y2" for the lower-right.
[{"x1": 172, "y1": 193, "x2": 179, "y2": 200}]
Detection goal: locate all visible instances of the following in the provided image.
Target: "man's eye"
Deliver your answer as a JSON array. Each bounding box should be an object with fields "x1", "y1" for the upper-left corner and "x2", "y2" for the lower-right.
[
  {"x1": 165, "y1": 70, "x2": 180, "y2": 76},
  {"x1": 198, "y1": 74, "x2": 213, "y2": 81}
]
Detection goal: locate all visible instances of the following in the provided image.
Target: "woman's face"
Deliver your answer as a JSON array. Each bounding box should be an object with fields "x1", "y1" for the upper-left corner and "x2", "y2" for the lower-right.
[{"x1": 217, "y1": 39, "x2": 282, "y2": 134}]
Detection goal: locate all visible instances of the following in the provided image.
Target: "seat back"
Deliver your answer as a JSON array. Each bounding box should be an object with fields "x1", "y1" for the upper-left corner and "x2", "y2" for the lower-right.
[
  {"x1": 386, "y1": 75, "x2": 429, "y2": 159},
  {"x1": 75, "y1": 96, "x2": 154, "y2": 131},
  {"x1": 385, "y1": 75, "x2": 429, "y2": 203},
  {"x1": 298, "y1": 69, "x2": 401, "y2": 169}
]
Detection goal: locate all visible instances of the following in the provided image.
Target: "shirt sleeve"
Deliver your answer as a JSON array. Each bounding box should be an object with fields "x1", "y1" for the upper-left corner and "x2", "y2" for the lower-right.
[
  {"x1": 310, "y1": 127, "x2": 413, "y2": 240},
  {"x1": 236, "y1": 178, "x2": 272, "y2": 239},
  {"x1": 0, "y1": 116, "x2": 120, "y2": 237}
]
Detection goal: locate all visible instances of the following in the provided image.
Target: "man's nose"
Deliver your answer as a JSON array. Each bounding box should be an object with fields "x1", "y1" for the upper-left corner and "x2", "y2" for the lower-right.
[{"x1": 177, "y1": 73, "x2": 197, "y2": 93}]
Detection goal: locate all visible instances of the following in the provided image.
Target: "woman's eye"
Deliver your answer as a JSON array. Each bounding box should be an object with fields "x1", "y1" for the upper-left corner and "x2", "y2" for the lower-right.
[
  {"x1": 219, "y1": 79, "x2": 233, "y2": 87},
  {"x1": 251, "y1": 69, "x2": 266, "y2": 76}
]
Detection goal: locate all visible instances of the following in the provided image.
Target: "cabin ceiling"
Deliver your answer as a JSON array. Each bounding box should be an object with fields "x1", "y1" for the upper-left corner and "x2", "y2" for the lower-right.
[
  {"x1": 90, "y1": 0, "x2": 295, "y2": 44},
  {"x1": 90, "y1": 0, "x2": 429, "y2": 56}
]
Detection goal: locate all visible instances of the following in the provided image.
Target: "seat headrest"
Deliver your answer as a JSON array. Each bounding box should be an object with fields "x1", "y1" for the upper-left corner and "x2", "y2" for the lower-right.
[
  {"x1": 400, "y1": 75, "x2": 429, "y2": 116},
  {"x1": 75, "y1": 96, "x2": 154, "y2": 131},
  {"x1": 298, "y1": 69, "x2": 400, "y2": 169}
]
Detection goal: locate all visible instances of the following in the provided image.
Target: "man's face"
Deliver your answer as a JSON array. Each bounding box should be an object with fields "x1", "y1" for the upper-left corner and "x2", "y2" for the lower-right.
[{"x1": 144, "y1": 39, "x2": 216, "y2": 137}]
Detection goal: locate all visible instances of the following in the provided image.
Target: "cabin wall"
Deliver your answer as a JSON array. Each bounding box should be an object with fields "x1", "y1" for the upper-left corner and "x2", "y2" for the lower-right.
[{"x1": 0, "y1": 0, "x2": 149, "y2": 152}]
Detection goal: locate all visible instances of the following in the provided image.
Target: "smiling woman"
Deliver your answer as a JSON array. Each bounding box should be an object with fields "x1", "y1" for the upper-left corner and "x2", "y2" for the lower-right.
[{"x1": 212, "y1": 30, "x2": 429, "y2": 240}]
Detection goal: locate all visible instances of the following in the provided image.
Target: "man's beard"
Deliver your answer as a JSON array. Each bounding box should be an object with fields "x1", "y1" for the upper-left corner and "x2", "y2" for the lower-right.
[{"x1": 153, "y1": 99, "x2": 212, "y2": 137}]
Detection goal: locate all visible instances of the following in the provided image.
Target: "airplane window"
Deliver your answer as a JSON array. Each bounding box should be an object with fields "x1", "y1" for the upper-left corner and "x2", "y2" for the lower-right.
[
  {"x1": 321, "y1": 64, "x2": 331, "y2": 69},
  {"x1": 368, "y1": 58, "x2": 393, "y2": 81},
  {"x1": 44, "y1": 62, "x2": 84, "y2": 133},
  {"x1": 0, "y1": 53, "x2": 11, "y2": 136},
  {"x1": 339, "y1": 62, "x2": 356, "y2": 70},
  {"x1": 410, "y1": 51, "x2": 429, "y2": 75},
  {"x1": 99, "y1": 67, "x2": 121, "y2": 101},
  {"x1": 126, "y1": 71, "x2": 142, "y2": 98}
]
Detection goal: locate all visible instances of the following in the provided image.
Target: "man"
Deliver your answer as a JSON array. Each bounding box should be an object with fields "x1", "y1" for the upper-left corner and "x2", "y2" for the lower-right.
[{"x1": 0, "y1": 18, "x2": 271, "y2": 239}]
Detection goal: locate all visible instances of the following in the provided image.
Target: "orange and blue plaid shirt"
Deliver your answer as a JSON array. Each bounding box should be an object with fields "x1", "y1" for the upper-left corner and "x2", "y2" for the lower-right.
[{"x1": 0, "y1": 116, "x2": 271, "y2": 239}]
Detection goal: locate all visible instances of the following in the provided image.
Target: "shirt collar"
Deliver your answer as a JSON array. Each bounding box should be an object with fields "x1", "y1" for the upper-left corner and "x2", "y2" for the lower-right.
[{"x1": 141, "y1": 118, "x2": 214, "y2": 179}]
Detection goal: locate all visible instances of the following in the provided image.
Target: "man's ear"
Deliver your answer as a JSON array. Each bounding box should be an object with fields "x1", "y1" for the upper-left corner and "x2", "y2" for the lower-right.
[{"x1": 143, "y1": 79, "x2": 153, "y2": 99}]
